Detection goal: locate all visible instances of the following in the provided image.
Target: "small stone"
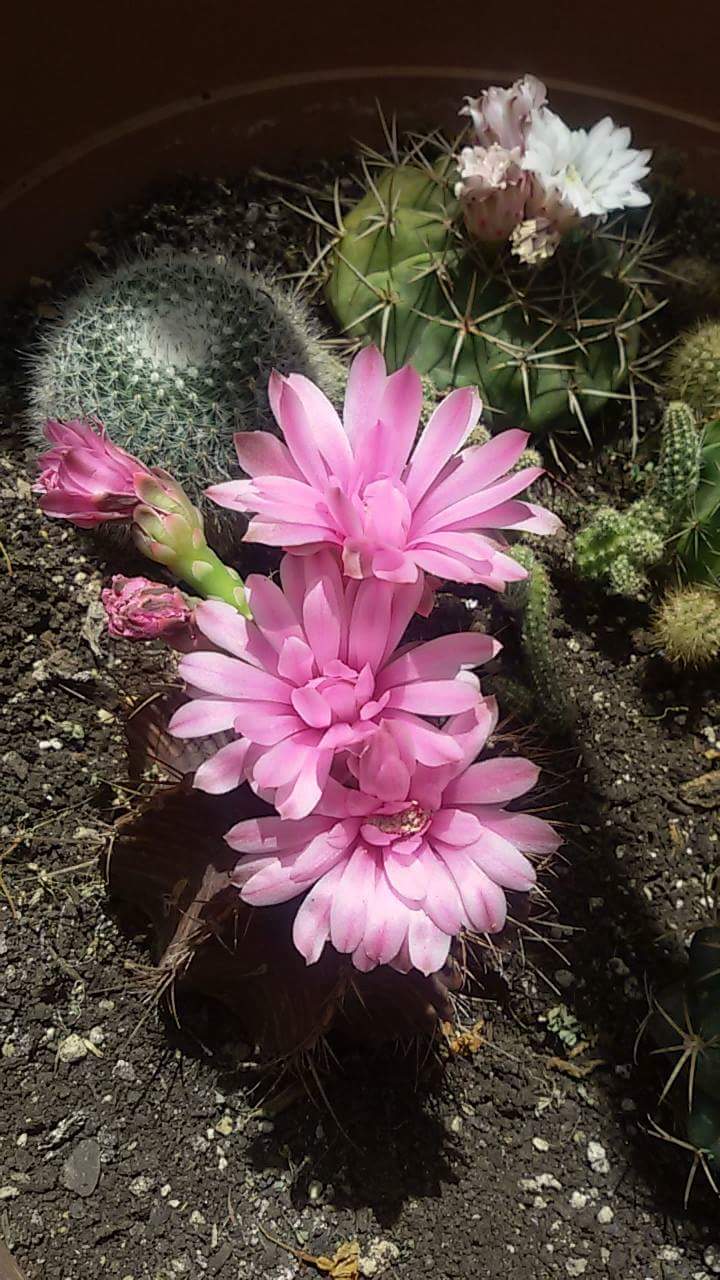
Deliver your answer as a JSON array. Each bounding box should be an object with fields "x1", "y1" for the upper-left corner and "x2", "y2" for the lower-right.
[
  {"x1": 704, "y1": 1246, "x2": 720, "y2": 1274},
  {"x1": 518, "y1": 1173, "x2": 562, "y2": 1193},
  {"x1": 208, "y1": 1242, "x2": 233, "y2": 1274},
  {"x1": 308, "y1": 1180, "x2": 323, "y2": 1202},
  {"x1": 359, "y1": 1238, "x2": 401, "y2": 1277},
  {"x1": 112, "y1": 1059, "x2": 136, "y2": 1083},
  {"x1": 0, "y1": 1187, "x2": 19, "y2": 1200},
  {"x1": 128, "y1": 1175, "x2": 153, "y2": 1197},
  {"x1": 57, "y1": 1033, "x2": 87, "y2": 1063},
  {"x1": 597, "y1": 1206, "x2": 614, "y2": 1225},
  {"x1": 570, "y1": 1192, "x2": 588, "y2": 1209},
  {"x1": 533, "y1": 1137, "x2": 550, "y2": 1152},
  {"x1": 448, "y1": 1115, "x2": 463, "y2": 1133},
  {"x1": 87, "y1": 1026, "x2": 105, "y2": 1047},
  {"x1": 566, "y1": 1260, "x2": 588, "y2": 1277},
  {"x1": 189, "y1": 1209, "x2": 206, "y2": 1227},
  {"x1": 60, "y1": 1139, "x2": 101, "y2": 1197},
  {"x1": 215, "y1": 1114, "x2": 234, "y2": 1136},
  {"x1": 586, "y1": 1140, "x2": 610, "y2": 1174}
]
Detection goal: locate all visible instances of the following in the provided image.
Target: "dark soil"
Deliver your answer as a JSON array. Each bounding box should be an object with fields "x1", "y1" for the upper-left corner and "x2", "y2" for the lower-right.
[{"x1": 2, "y1": 161, "x2": 720, "y2": 1280}]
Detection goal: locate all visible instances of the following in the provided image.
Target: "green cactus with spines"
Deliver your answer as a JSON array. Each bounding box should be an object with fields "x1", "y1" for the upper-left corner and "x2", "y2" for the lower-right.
[
  {"x1": 505, "y1": 546, "x2": 575, "y2": 732},
  {"x1": 651, "y1": 585, "x2": 720, "y2": 666},
  {"x1": 648, "y1": 926, "x2": 720, "y2": 1188},
  {"x1": 676, "y1": 416, "x2": 720, "y2": 584},
  {"x1": 574, "y1": 500, "x2": 669, "y2": 597},
  {"x1": 27, "y1": 252, "x2": 344, "y2": 541},
  {"x1": 666, "y1": 321, "x2": 720, "y2": 420},
  {"x1": 323, "y1": 147, "x2": 660, "y2": 436},
  {"x1": 574, "y1": 402, "x2": 702, "y2": 596}
]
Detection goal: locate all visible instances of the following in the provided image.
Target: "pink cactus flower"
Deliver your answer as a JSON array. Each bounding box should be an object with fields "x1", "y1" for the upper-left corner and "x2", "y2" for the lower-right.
[
  {"x1": 226, "y1": 699, "x2": 561, "y2": 976},
  {"x1": 34, "y1": 419, "x2": 151, "y2": 528},
  {"x1": 168, "y1": 550, "x2": 499, "y2": 821},
  {"x1": 461, "y1": 74, "x2": 547, "y2": 153},
  {"x1": 102, "y1": 575, "x2": 192, "y2": 641},
  {"x1": 454, "y1": 143, "x2": 531, "y2": 243},
  {"x1": 207, "y1": 348, "x2": 560, "y2": 590}
]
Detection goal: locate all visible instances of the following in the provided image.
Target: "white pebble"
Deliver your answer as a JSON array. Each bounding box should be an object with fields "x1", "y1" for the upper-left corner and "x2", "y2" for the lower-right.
[
  {"x1": 570, "y1": 1191, "x2": 588, "y2": 1209},
  {"x1": 597, "y1": 1206, "x2": 614, "y2": 1225},
  {"x1": 533, "y1": 1137, "x2": 550, "y2": 1152},
  {"x1": 587, "y1": 1140, "x2": 610, "y2": 1174},
  {"x1": 57, "y1": 1033, "x2": 87, "y2": 1063},
  {"x1": 566, "y1": 1260, "x2": 588, "y2": 1277}
]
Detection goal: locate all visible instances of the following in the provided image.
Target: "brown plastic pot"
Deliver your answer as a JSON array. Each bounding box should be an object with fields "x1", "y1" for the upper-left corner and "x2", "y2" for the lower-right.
[{"x1": 3, "y1": 0, "x2": 719, "y2": 296}]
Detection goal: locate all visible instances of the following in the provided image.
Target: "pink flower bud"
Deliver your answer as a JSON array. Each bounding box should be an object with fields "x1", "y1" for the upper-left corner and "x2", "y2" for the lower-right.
[
  {"x1": 101, "y1": 575, "x2": 192, "y2": 641},
  {"x1": 34, "y1": 420, "x2": 151, "y2": 528}
]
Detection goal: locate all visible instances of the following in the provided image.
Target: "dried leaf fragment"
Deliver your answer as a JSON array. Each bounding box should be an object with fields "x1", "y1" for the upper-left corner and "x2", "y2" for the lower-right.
[
  {"x1": 260, "y1": 1226, "x2": 360, "y2": 1278},
  {"x1": 546, "y1": 1055, "x2": 605, "y2": 1079}
]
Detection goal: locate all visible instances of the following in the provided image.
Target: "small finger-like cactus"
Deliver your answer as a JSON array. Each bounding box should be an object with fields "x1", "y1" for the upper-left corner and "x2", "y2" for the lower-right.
[
  {"x1": 648, "y1": 926, "x2": 720, "y2": 1187},
  {"x1": 321, "y1": 145, "x2": 661, "y2": 437},
  {"x1": 666, "y1": 321, "x2": 720, "y2": 421},
  {"x1": 505, "y1": 546, "x2": 575, "y2": 731},
  {"x1": 574, "y1": 402, "x2": 702, "y2": 596},
  {"x1": 651, "y1": 585, "x2": 720, "y2": 666},
  {"x1": 574, "y1": 501, "x2": 669, "y2": 596},
  {"x1": 27, "y1": 252, "x2": 344, "y2": 536},
  {"x1": 676, "y1": 416, "x2": 720, "y2": 584}
]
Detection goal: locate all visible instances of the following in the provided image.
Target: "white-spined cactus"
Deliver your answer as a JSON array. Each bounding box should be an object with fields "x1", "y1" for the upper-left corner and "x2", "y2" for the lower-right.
[{"x1": 27, "y1": 252, "x2": 344, "y2": 537}]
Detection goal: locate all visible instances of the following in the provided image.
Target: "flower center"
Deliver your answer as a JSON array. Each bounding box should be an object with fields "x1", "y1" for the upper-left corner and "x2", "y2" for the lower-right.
[{"x1": 367, "y1": 801, "x2": 431, "y2": 837}]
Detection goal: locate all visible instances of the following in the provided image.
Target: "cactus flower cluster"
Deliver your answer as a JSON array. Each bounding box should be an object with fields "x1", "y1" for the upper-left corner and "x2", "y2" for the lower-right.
[
  {"x1": 34, "y1": 347, "x2": 561, "y2": 978},
  {"x1": 456, "y1": 75, "x2": 652, "y2": 261}
]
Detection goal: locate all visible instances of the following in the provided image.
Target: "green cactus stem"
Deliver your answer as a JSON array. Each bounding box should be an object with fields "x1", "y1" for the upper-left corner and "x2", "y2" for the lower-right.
[
  {"x1": 676, "y1": 417, "x2": 720, "y2": 584},
  {"x1": 574, "y1": 402, "x2": 702, "y2": 596},
  {"x1": 649, "y1": 926, "x2": 720, "y2": 1188},
  {"x1": 505, "y1": 546, "x2": 575, "y2": 731},
  {"x1": 318, "y1": 140, "x2": 664, "y2": 440}
]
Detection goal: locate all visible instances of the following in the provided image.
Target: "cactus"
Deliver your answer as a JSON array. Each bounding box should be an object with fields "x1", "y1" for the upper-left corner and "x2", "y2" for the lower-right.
[
  {"x1": 574, "y1": 501, "x2": 668, "y2": 597},
  {"x1": 648, "y1": 926, "x2": 720, "y2": 1191},
  {"x1": 667, "y1": 256, "x2": 720, "y2": 323},
  {"x1": 651, "y1": 585, "x2": 720, "y2": 666},
  {"x1": 320, "y1": 149, "x2": 662, "y2": 437},
  {"x1": 666, "y1": 321, "x2": 720, "y2": 421},
  {"x1": 676, "y1": 417, "x2": 720, "y2": 584},
  {"x1": 574, "y1": 402, "x2": 702, "y2": 595},
  {"x1": 27, "y1": 252, "x2": 344, "y2": 524},
  {"x1": 505, "y1": 546, "x2": 575, "y2": 731}
]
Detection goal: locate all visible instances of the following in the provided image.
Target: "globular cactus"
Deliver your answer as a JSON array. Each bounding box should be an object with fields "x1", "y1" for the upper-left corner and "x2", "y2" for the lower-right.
[
  {"x1": 666, "y1": 321, "x2": 720, "y2": 421},
  {"x1": 667, "y1": 256, "x2": 720, "y2": 323},
  {"x1": 27, "y1": 252, "x2": 344, "y2": 526},
  {"x1": 323, "y1": 155, "x2": 660, "y2": 436},
  {"x1": 574, "y1": 402, "x2": 701, "y2": 596},
  {"x1": 651, "y1": 585, "x2": 720, "y2": 666},
  {"x1": 504, "y1": 546, "x2": 575, "y2": 731},
  {"x1": 648, "y1": 926, "x2": 720, "y2": 1189}
]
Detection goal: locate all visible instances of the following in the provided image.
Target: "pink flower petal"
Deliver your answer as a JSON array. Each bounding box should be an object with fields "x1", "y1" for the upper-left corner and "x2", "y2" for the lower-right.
[
  {"x1": 377, "y1": 632, "x2": 499, "y2": 694},
  {"x1": 377, "y1": 365, "x2": 424, "y2": 476},
  {"x1": 193, "y1": 738, "x2": 251, "y2": 794},
  {"x1": 444, "y1": 757, "x2": 540, "y2": 804},
  {"x1": 292, "y1": 862, "x2": 346, "y2": 964},
  {"x1": 387, "y1": 680, "x2": 481, "y2": 716},
  {"x1": 407, "y1": 911, "x2": 451, "y2": 975},
  {"x1": 436, "y1": 844, "x2": 507, "y2": 933},
  {"x1": 179, "y1": 651, "x2": 291, "y2": 702},
  {"x1": 291, "y1": 685, "x2": 333, "y2": 729},
  {"x1": 363, "y1": 869, "x2": 410, "y2": 965},
  {"x1": 285, "y1": 373, "x2": 353, "y2": 483},
  {"x1": 232, "y1": 430, "x2": 303, "y2": 481},
  {"x1": 329, "y1": 843, "x2": 376, "y2": 953},
  {"x1": 464, "y1": 830, "x2": 536, "y2": 891},
  {"x1": 169, "y1": 698, "x2": 244, "y2": 738},
  {"x1": 404, "y1": 387, "x2": 481, "y2": 506},
  {"x1": 343, "y1": 345, "x2": 386, "y2": 446}
]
